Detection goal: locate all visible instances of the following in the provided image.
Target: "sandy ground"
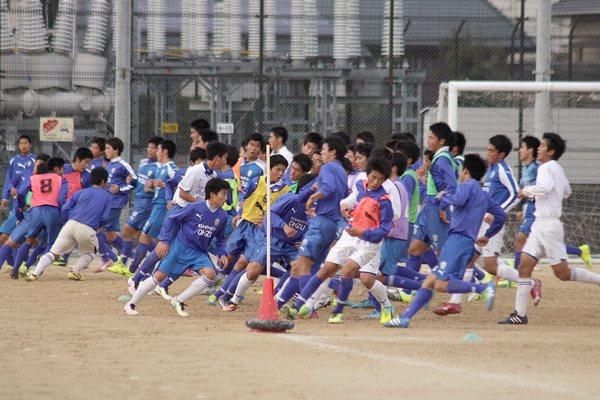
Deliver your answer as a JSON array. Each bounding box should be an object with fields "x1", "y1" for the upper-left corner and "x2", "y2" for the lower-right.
[{"x1": 1, "y1": 262, "x2": 599, "y2": 400}]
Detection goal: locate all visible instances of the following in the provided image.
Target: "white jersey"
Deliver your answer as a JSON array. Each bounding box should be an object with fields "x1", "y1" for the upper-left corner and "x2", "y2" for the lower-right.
[
  {"x1": 523, "y1": 160, "x2": 571, "y2": 219},
  {"x1": 172, "y1": 162, "x2": 217, "y2": 208},
  {"x1": 271, "y1": 145, "x2": 294, "y2": 168}
]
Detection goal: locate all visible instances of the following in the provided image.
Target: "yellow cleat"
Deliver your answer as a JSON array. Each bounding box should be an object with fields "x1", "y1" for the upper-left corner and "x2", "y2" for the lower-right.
[
  {"x1": 480, "y1": 272, "x2": 494, "y2": 284},
  {"x1": 380, "y1": 306, "x2": 394, "y2": 325},
  {"x1": 399, "y1": 291, "x2": 413, "y2": 304},
  {"x1": 19, "y1": 262, "x2": 28, "y2": 277},
  {"x1": 579, "y1": 244, "x2": 592, "y2": 269},
  {"x1": 67, "y1": 271, "x2": 85, "y2": 281},
  {"x1": 24, "y1": 273, "x2": 37, "y2": 282},
  {"x1": 328, "y1": 313, "x2": 343, "y2": 324}
]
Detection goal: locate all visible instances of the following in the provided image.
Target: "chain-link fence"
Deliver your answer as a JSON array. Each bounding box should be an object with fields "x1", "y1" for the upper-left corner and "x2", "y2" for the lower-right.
[{"x1": 1, "y1": 0, "x2": 600, "y2": 251}]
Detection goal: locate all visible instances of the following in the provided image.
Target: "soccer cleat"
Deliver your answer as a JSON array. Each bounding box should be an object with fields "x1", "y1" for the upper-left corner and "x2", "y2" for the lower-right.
[
  {"x1": 280, "y1": 304, "x2": 297, "y2": 320},
  {"x1": 497, "y1": 279, "x2": 517, "y2": 289},
  {"x1": 19, "y1": 262, "x2": 27, "y2": 277},
  {"x1": 124, "y1": 302, "x2": 138, "y2": 316},
  {"x1": 362, "y1": 310, "x2": 381, "y2": 320},
  {"x1": 530, "y1": 278, "x2": 542, "y2": 306},
  {"x1": 127, "y1": 277, "x2": 137, "y2": 296},
  {"x1": 328, "y1": 313, "x2": 343, "y2": 324},
  {"x1": 399, "y1": 291, "x2": 414, "y2": 304},
  {"x1": 467, "y1": 292, "x2": 484, "y2": 302},
  {"x1": 154, "y1": 285, "x2": 172, "y2": 301},
  {"x1": 218, "y1": 296, "x2": 230, "y2": 310},
  {"x1": 52, "y1": 256, "x2": 66, "y2": 267},
  {"x1": 170, "y1": 298, "x2": 189, "y2": 317},
  {"x1": 206, "y1": 294, "x2": 218, "y2": 306},
  {"x1": 349, "y1": 298, "x2": 373, "y2": 309},
  {"x1": 67, "y1": 272, "x2": 85, "y2": 281},
  {"x1": 314, "y1": 294, "x2": 331, "y2": 310},
  {"x1": 498, "y1": 311, "x2": 528, "y2": 325},
  {"x1": 24, "y1": 273, "x2": 37, "y2": 282},
  {"x1": 579, "y1": 244, "x2": 592, "y2": 269},
  {"x1": 384, "y1": 316, "x2": 410, "y2": 328},
  {"x1": 480, "y1": 272, "x2": 495, "y2": 284},
  {"x1": 483, "y1": 280, "x2": 496, "y2": 311},
  {"x1": 297, "y1": 305, "x2": 312, "y2": 319},
  {"x1": 386, "y1": 287, "x2": 403, "y2": 302},
  {"x1": 433, "y1": 302, "x2": 462, "y2": 316},
  {"x1": 380, "y1": 306, "x2": 394, "y2": 325},
  {"x1": 223, "y1": 303, "x2": 238, "y2": 312},
  {"x1": 108, "y1": 259, "x2": 128, "y2": 276}
]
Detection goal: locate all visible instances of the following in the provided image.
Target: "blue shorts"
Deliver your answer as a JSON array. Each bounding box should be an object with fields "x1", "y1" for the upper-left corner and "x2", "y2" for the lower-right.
[
  {"x1": 126, "y1": 207, "x2": 152, "y2": 231},
  {"x1": 379, "y1": 237, "x2": 409, "y2": 276},
  {"x1": 519, "y1": 202, "x2": 536, "y2": 235},
  {"x1": 250, "y1": 232, "x2": 299, "y2": 266},
  {"x1": 158, "y1": 238, "x2": 214, "y2": 279},
  {"x1": 226, "y1": 219, "x2": 258, "y2": 258},
  {"x1": 104, "y1": 208, "x2": 123, "y2": 232},
  {"x1": 414, "y1": 203, "x2": 450, "y2": 250},
  {"x1": 142, "y1": 206, "x2": 167, "y2": 238},
  {"x1": 0, "y1": 211, "x2": 17, "y2": 235},
  {"x1": 336, "y1": 219, "x2": 348, "y2": 241},
  {"x1": 25, "y1": 206, "x2": 61, "y2": 245},
  {"x1": 432, "y1": 234, "x2": 475, "y2": 281},
  {"x1": 9, "y1": 215, "x2": 32, "y2": 245},
  {"x1": 298, "y1": 215, "x2": 338, "y2": 262}
]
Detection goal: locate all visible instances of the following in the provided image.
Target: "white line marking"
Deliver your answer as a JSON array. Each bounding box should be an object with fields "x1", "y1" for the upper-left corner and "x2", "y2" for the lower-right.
[{"x1": 278, "y1": 334, "x2": 590, "y2": 399}]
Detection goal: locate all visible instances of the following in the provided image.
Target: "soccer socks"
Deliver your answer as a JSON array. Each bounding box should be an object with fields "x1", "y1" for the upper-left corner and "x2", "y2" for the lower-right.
[
  {"x1": 121, "y1": 239, "x2": 133, "y2": 265},
  {"x1": 394, "y1": 266, "x2": 426, "y2": 281},
  {"x1": 276, "y1": 277, "x2": 299, "y2": 308},
  {"x1": 472, "y1": 267, "x2": 486, "y2": 281},
  {"x1": 231, "y1": 273, "x2": 255, "y2": 304},
  {"x1": 32, "y1": 252, "x2": 55, "y2": 277},
  {"x1": 328, "y1": 275, "x2": 341, "y2": 293},
  {"x1": 214, "y1": 269, "x2": 243, "y2": 299},
  {"x1": 159, "y1": 276, "x2": 177, "y2": 290},
  {"x1": 514, "y1": 251, "x2": 522, "y2": 268},
  {"x1": 446, "y1": 277, "x2": 485, "y2": 294},
  {"x1": 400, "y1": 288, "x2": 433, "y2": 320},
  {"x1": 368, "y1": 280, "x2": 391, "y2": 309},
  {"x1": 97, "y1": 233, "x2": 118, "y2": 262},
  {"x1": 304, "y1": 278, "x2": 331, "y2": 311},
  {"x1": 448, "y1": 268, "x2": 475, "y2": 304},
  {"x1": 387, "y1": 275, "x2": 422, "y2": 291},
  {"x1": 566, "y1": 245, "x2": 582, "y2": 256},
  {"x1": 297, "y1": 274, "x2": 311, "y2": 292},
  {"x1": 422, "y1": 248, "x2": 438, "y2": 269},
  {"x1": 406, "y1": 255, "x2": 422, "y2": 272},
  {"x1": 110, "y1": 235, "x2": 124, "y2": 252},
  {"x1": 570, "y1": 267, "x2": 600, "y2": 284},
  {"x1": 133, "y1": 250, "x2": 161, "y2": 285},
  {"x1": 294, "y1": 275, "x2": 324, "y2": 309},
  {"x1": 130, "y1": 242, "x2": 150, "y2": 273},
  {"x1": 497, "y1": 260, "x2": 519, "y2": 282},
  {"x1": 131, "y1": 276, "x2": 159, "y2": 305},
  {"x1": 331, "y1": 278, "x2": 353, "y2": 314},
  {"x1": 177, "y1": 275, "x2": 214, "y2": 303},
  {"x1": 26, "y1": 244, "x2": 46, "y2": 268},
  {"x1": 368, "y1": 292, "x2": 382, "y2": 312},
  {"x1": 0, "y1": 245, "x2": 14, "y2": 271},
  {"x1": 225, "y1": 270, "x2": 245, "y2": 296},
  {"x1": 274, "y1": 271, "x2": 290, "y2": 293},
  {"x1": 515, "y1": 278, "x2": 532, "y2": 317},
  {"x1": 72, "y1": 253, "x2": 95, "y2": 273},
  {"x1": 12, "y1": 242, "x2": 32, "y2": 275}
]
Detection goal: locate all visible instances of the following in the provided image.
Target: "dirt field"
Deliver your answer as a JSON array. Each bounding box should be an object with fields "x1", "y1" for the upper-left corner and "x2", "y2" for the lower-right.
[{"x1": 1, "y1": 262, "x2": 599, "y2": 400}]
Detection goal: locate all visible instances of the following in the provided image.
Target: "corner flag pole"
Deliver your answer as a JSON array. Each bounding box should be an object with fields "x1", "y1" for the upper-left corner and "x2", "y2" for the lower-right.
[{"x1": 265, "y1": 145, "x2": 271, "y2": 278}]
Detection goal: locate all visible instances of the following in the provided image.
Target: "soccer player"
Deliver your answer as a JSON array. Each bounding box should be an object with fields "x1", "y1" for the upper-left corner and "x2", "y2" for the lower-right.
[
  {"x1": 301, "y1": 132, "x2": 323, "y2": 156},
  {"x1": 88, "y1": 137, "x2": 106, "y2": 171},
  {"x1": 25, "y1": 168, "x2": 112, "y2": 281},
  {"x1": 124, "y1": 178, "x2": 230, "y2": 316},
  {"x1": 450, "y1": 131, "x2": 466, "y2": 168},
  {"x1": 113, "y1": 137, "x2": 161, "y2": 271},
  {"x1": 64, "y1": 148, "x2": 94, "y2": 199},
  {"x1": 346, "y1": 143, "x2": 373, "y2": 191},
  {"x1": 385, "y1": 154, "x2": 505, "y2": 328},
  {"x1": 95, "y1": 138, "x2": 137, "y2": 271},
  {"x1": 239, "y1": 133, "x2": 266, "y2": 197},
  {"x1": 405, "y1": 123, "x2": 458, "y2": 273},
  {"x1": 355, "y1": 130, "x2": 376, "y2": 145},
  {"x1": 277, "y1": 136, "x2": 348, "y2": 316},
  {"x1": 435, "y1": 135, "x2": 521, "y2": 315},
  {"x1": 221, "y1": 175, "x2": 313, "y2": 312},
  {"x1": 499, "y1": 133, "x2": 600, "y2": 325},
  {"x1": 189, "y1": 118, "x2": 214, "y2": 151},
  {"x1": 288, "y1": 154, "x2": 312, "y2": 193},
  {"x1": 269, "y1": 127, "x2": 294, "y2": 167}
]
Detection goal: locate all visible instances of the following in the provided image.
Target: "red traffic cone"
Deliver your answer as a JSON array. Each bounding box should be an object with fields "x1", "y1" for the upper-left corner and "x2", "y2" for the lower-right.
[{"x1": 246, "y1": 277, "x2": 294, "y2": 332}]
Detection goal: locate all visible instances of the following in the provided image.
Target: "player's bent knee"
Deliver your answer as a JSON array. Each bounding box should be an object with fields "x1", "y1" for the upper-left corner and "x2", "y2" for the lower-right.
[{"x1": 201, "y1": 268, "x2": 216, "y2": 281}]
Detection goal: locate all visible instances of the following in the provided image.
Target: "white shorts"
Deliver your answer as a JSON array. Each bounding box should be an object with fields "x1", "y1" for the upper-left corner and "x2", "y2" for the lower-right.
[
  {"x1": 51, "y1": 220, "x2": 99, "y2": 255},
  {"x1": 522, "y1": 219, "x2": 567, "y2": 265},
  {"x1": 325, "y1": 231, "x2": 382, "y2": 273},
  {"x1": 475, "y1": 221, "x2": 504, "y2": 257}
]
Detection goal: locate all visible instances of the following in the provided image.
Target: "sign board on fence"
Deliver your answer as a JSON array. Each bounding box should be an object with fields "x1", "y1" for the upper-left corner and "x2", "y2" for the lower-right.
[
  {"x1": 162, "y1": 122, "x2": 179, "y2": 134},
  {"x1": 217, "y1": 123, "x2": 234, "y2": 135},
  {"x1": 39, "y1": 117, "x2": 74, "y2": 142}
]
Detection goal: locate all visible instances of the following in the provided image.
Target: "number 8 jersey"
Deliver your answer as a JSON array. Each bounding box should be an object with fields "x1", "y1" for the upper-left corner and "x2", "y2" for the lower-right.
[{"x1": 29, "y1": 173, "x2": 67, "y2": 208}]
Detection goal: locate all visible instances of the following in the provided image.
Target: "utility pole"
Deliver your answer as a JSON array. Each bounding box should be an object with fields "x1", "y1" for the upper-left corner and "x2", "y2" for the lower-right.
[
  {"x1": 115, "y1": 0, "x2": 132, "y2": 161},
  {"x1": 534, "y1": 0, "x2": 552, "y2": 136}
]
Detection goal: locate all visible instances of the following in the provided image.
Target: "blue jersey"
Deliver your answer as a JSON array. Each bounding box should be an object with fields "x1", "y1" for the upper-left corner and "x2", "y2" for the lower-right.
[
  {"x1": 484, "y1": 160, "x2": 520, "y2": 212},
  {"x1": 132, "y1": 158, "x2": 159, "y2": 210},
  {"x1": 106, "y1": 157, "x2": 137, "y2": 209},
  {"x1": 240, "y1": 159, "x2": 266, "y2": 196},
  {"x1": 88, "y1": 158, "x2": 105, "y2": 171},
  {"x1": 427, "y1": 148, "x2": 457, "y2": 205},
  {"x1": 61, "y1": 186, "x2": 112, "y2": 229},
  {"x1": 159, "y1": 200, "x2": 228, "y2": 257},
  {"x1": 440, "y1": 178, "x2": 506, "y2": 241},
  {"x1": 165, "y1": 167, "x2": 186, "y2": 203},
  {"x1": 313, "y1": 160, "x2": 347, "y2": 221},
  {"x1": 520, "y1": 161, "x2": 539, "y2": 187},
  {"x1": 2, "y1": 152, "x2": 36, "y2": 202},
  {"x1": 268, "y1": 191, "x2": 311, "y2": 244},
  {"x1": 153, "y1": 161, "x2": 178, "y2": 207}
]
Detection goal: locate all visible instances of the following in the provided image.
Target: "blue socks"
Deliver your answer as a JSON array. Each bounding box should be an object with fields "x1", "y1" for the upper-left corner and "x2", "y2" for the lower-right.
[
  {"x1": 422, "y1": 248, "x2": 438, "y2": 268},
  {"x1": 472, "y1": 267, "x2": 486, "y2": 281},
  {"x1": 566, "y1": 245, "x2": 581, "y2": 256},
  {"x1": 274, "y1": 271, "x2": 290, "y2": 293},
  {"x1": 331, "y1": 278, "x2": 354, "y2": 314},
  {"x1": 369, "y1": 292, "x2": 381, "y2": 312},
  {"x1": 387, "y1": 275, "x2": 422, "y2": 291},
  {"x1": 215, "y1": 269, "x2": 243, "y2": 299},
  {"x1": 121, "y1": 239, "x2": 133, "y2": 264},
  {"x1": 400, "y1": 288, "x2": 433, "y2": 320},
  {"x1": 159, "y1": 276, "x2": 176, "y2": 289},
  {"x1": 130, "y1": 242, "x2": 150, "y2": 273},
  {"x1": 406, "y1": 255, "x2": 422, "y2": 272},
  {"x1": 295, "y1": 275, "x2": 324, "y2": 309},
  {"x1": 297, "y1": 274, "x2": 311, "y2": 292},
  {"x1": 97, "y1": 233, "x2": 118, "y2": 262},
  {"x1": 0, "y1": 245, "x2": 13, "y2": 270},
  {"x1": 446, "y1": 278, "x2": 485, "y2": 294},
  {"x1": 394, "y1": 267, "x2": 426, "y2": 281},
  {"x1": 12, "y1": 242, "x2": 31, "y2": 275},
  {"x1": 277, "y1": 277, "x2": 299, "y2": 309},
  {"x1": 26, "y1": 244, "x2": 45, "y2": 268}
]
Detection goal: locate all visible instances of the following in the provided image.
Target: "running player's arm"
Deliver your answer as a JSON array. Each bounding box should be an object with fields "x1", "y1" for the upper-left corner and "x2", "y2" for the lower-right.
[
  {"x1": 1, "y1": 158, "x2": 16, "y2": 203},
  {"x1": 439, "y1": 181, "x2": 470, "y2": 210},
  {"x1": 483, "y1": 198, "x2": 507, "y2": 239},
  {"x1": 58, "y1": 179, "x2": 69, "y2": 206},
  {"x1": 270, "y1": 194, "x2": 291, "y2": 230},
  {"x1": 15, "y1": 178, "x2": 32, "y2": 209},
  {"x1": 213, "y1": 215, "x2": 227, "y2": 259},
  {"x1": 498, "y1": 164, "x2": 520, "y2": 212},
  {"x1": 522, "y1": 165, "x2": 553, "y2": 198},
  {"x1": 237, "y1": 175, "x2": 259, "y2": 211},
  {"x1": 60, "y1": 191, "x2": 78, "y2": 224},
  {"x1": 118, "y1": 161, "x2": 137, "y2": 193},
  {"x1": 340, "y1": 181, "x2": 360, "y2": 211},
  {"x1": 307, "y1": 164, "x2": 336, "y2": 207},
  {"x1": 400, "y1": 174, "x2": 416, "y2": 200},
  {"x1": 157, "y1": 204, "x2": 195, "y2": 244},
  {"x1": 98, "y1": 194, "x2": 113, "y2": 230},
  {"x1": 81, "y1": 170, "x2": 92, "y2": 189}
]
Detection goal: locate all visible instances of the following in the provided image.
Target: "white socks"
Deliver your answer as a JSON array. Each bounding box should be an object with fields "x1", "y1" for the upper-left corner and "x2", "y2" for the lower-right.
[
  {"x1": 72, "y1": 253, "x2": 95, "y2": 273},
  {"x1": 131, "y1": 276, "x2": 158, "y2": 305},
  {"x1": 231, "y1": 273, "x2": 255, "y2": 304},
  {"x1": 304, "y1": 278, "x2": 331, "y2": 310},
  {"x1": 368, "y1": 280, "x2": 391, "y2": 308},
  {"x1": 497, "y1": 259, "x2": 519, "y2": 282},
  {"x1": 33, "y1": 253, "x2": 55, "y2": 277},
  {"x1": 570, "y1": 267, "x2": 600, "y2": 284},
  {"x1": 515, "y1": 278, "x2": 532, "y2": 317},
  {"x1": 449, "y1": 268, "x2": 474, "y2": 304},
  {"x1": 178, "y1": 275, "x2": 213, "y2": 303}
]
